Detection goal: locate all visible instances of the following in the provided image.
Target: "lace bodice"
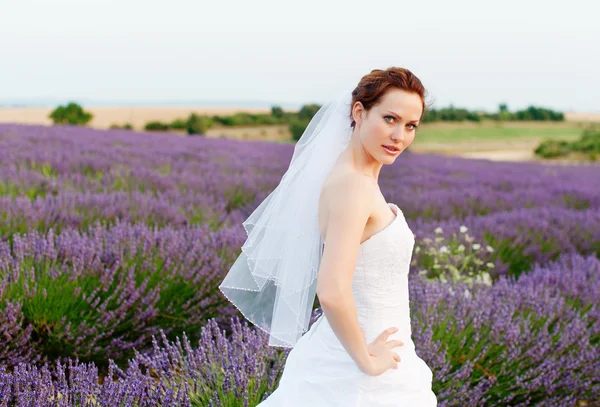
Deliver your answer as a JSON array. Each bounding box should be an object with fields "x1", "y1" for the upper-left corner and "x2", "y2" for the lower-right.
[{"x1": 319, "y1": 202, "x2": 416, "y2": 345}]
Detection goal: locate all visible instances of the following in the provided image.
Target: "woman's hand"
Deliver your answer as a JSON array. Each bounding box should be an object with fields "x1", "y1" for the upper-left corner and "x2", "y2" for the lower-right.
[{"x1": 359, "y1": 327, "x2": 404, "y2": 376}]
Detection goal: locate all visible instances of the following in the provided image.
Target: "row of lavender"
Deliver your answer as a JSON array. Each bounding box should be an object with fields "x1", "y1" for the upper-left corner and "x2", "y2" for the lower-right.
[
  {"x1": 0, "y1": 124, "x2": 598, "y2": 230},
  {"x1": 1, "y1": 124, "x2": 599, "y2": 280},
  {"x1": 1, "y1": 215, "x2": 598, "y2": 366},
  {"x1": 0, "y1": 123, "x2": 598, "y2": 405},
  {"x1": 0, "y1": 252, "x2": 597, "y2": 406}
]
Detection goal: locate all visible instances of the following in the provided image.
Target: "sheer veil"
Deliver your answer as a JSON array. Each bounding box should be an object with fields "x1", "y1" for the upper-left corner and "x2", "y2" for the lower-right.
[{"x1": 219, "y1": 87, "x2": 355, "y2": 348}]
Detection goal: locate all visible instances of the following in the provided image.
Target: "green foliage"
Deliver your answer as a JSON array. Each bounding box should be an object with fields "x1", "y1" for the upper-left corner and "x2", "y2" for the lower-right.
[
  {"x1": 271, "y1": 105, "x2": 284, "y2": 119},
  {"x1": 298, "y1": 103, "x2": 321, "y2": 121},
  {"x1": 289, "y1": 118, "x2": 310, "y2": 142},
  {"x1": 534, "y1": 140, "x2": 571, "y2": 158},
  {"x1": 422, "y1": 103, "x2": 564, "y2": 123},
  {"x1": 534, "y1": 126, "x2": 600, "y2": 159},
  {"x1": 170, "y1": 118, "x2": 187, "y2": 130},
  {"x1": 514, "y1": 106, "x2": 564, "y2": 121},
  {"x1": 253, "y1": 114, "x2": 279, "y2": 125},
  {"x1": 482, "y1": 232, "x2": 544, "y2": 279},
  {"x1": 48, "y1": 102, "x2": 93, "y2": 126},
  {"x1": 498, "y1": 103, "x2": 511, "y2": 121},
  {"x1": 210, "y1": 112, "x2": 280, "y2": 127},
  {"x1": 109, "y1": 123, "x2": 133, "y2": 130},
  {"x1": 186, "y1": 113, "x2": 212, "y2": 135},
  {"x1": 144, "y1": 121, "x2": 170, "y2": 131},
  {"x1": 570, "y1": 126, "x2": 600, "y2": 153},
  {"x1": 421, "y1": 105, "x2": 482, "y2": 122}
]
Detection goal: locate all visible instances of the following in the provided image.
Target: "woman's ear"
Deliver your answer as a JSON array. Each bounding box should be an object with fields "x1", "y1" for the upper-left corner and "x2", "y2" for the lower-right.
[{"x1": 352, "y1": 101, "x2": 365, "y2": 127}]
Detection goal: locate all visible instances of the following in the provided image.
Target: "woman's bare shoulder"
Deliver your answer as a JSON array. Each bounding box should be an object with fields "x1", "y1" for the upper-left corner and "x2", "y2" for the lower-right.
[{"x1": 320, "y1": 171, "x2": 377, "y2": 226}]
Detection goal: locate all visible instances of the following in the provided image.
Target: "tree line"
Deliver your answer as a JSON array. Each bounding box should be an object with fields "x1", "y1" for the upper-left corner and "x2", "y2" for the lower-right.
[{"x1": 48, "y1": 101, "x2": 565, "y2": 141}]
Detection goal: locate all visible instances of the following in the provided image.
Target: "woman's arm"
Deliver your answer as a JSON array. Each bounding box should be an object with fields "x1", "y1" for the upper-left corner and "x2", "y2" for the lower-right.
[{"x1": 316, "y1": 173, "x2": 375, "y2": 373}]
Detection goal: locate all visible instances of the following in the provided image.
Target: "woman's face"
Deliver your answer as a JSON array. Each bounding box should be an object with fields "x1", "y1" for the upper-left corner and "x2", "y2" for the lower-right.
[{"x1": 352, "y1": 88, "x2": 422, "y2": 162}]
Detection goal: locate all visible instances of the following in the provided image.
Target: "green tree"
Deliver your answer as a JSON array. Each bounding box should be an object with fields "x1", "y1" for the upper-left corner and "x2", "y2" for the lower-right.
[
  {"x1": 271, "y1": 106, "x2": 284, "y2": 119},
  {"x1": 498, "y1": 103, "x2": 511, "y2": 121},
  {"x1": 289, "y1": 119, "x2": 310, "y2": 142},
  {"x1": 49, "y1": 102, "x2": 93, "y2": 126},
  {"x1": 186, "y1": 113, "x2": 212, "y2": 135},
  {"x1": 298, "y1": 104, "x2": 321, "y2": 121}
]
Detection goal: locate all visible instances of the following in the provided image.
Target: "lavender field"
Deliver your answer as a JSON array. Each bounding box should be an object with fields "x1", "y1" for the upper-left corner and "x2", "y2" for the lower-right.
[{"x1": 0, "y1": 123, "x2": 598, "y2": 406}]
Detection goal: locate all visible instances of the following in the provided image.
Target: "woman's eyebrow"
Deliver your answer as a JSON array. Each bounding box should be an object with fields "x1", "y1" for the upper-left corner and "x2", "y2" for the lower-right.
[{"x1": 385, "y1": 111, "x2": 420, "y2": 123}]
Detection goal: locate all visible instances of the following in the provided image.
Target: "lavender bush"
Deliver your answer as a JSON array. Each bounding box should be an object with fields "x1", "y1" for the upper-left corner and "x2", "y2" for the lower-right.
[
  {"x1": 0, "y1": 221, "x2": 242, "y2": 368},
  {"x1": 0, "y1": 252, "x2": 594, "y2": 406},
  {"x1": 0, "y1": 357, "x2": 192, "y2": 406},
  {"x1": 411, "y1": 252, "x2": 599, "y2": 406}
]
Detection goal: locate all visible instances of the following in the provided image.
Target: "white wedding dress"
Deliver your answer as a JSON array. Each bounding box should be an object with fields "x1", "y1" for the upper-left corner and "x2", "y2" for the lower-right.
[{"x1": 257, "y1": 203, "x2": 437, "y2": 406}]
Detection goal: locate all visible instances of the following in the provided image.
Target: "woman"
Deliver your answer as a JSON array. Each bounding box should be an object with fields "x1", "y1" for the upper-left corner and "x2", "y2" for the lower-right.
[{"x1": 220, "y1": 67, "x2": 437, "y2": 406}]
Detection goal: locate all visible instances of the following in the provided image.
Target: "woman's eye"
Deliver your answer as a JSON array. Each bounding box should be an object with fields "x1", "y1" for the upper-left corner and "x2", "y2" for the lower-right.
[
  {"x1": 408, "y1": 124, "x2": 417, "y2": 130},
  {"x1": 384, "y1": 116, "x2": 395, "y2": 123}
]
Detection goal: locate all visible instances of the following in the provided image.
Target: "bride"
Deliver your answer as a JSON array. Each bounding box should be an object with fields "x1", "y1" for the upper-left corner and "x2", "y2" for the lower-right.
[{"x1": 220, "y1": 66, "x2": 438, "y2": 406}]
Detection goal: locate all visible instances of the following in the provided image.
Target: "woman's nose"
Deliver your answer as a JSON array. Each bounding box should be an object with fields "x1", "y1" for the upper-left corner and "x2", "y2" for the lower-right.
[{"x1": 391, "y1": 130, "x2": 404, "y2": 142}]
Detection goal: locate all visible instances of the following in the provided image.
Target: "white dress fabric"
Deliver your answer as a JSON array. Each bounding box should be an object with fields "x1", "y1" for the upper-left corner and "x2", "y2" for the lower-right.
[{"x1": 257, "y1": 203, "x2": 438, "y2": 406}]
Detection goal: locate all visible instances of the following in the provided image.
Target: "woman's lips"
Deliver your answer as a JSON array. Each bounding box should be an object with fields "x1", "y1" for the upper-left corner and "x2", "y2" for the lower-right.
[{"x1": 383, "y1": 145, "x2": 399, "y2": 154}]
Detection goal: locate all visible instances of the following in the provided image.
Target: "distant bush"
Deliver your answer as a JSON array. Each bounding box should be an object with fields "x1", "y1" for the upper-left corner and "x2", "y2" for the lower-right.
[
  {"x1": 145, "y1": 121, "x2": 170, "y2": 131},
  {"x1": 422, "y1": 103, "x2": 564, "y2": 123},
  {"x1": 422, "y1": 105, "x2": 482, "y2": 122},
  {"x1": 289, "y1": 118, "x2": 310, "y2": 142},
  {"x1": 109, "y1": 123, "x2": 133, "y2": 130},
  {"x1": 212, "y1": 113, "x2": 253, "y2": 127},
  {"x1": 186, "y1": 113, "x2": 212, "y2": 135},
  {"x1": 49, "y1": 102, "x2": 93, "y2": 126},
  {"x1": 570, "y1": 127, "x2": 600, "y2": 153},
  {"x1": 271, "y1": 106, "x2": 284, "y2": 119},
  {"x1": 534, "y1": 126, "x2": 600, "y2": 159},
  {"x1": 298, "y1": 104, "x2": 321, "y2": 121},
  {"x1": 534, "y1": 140, "x2": 571, "y2": 158},
  {"x1": 170, "y1": 118, "x2": 187, "y2": 130},
  {"x1": 211, "y1": 113, "x2": 277, "y2": 127},
  {"x1": 514, "y1": 106, "x2": 564, "y2": 121}
]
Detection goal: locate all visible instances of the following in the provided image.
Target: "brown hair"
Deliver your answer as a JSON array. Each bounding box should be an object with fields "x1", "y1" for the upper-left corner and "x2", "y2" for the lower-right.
[{"x1": 350, "y1": 67, "x2": 429, "y2": 129}]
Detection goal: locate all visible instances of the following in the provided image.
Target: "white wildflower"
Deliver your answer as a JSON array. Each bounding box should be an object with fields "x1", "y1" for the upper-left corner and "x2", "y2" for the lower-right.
[
  {"x1": 439, "y1": 246, "x2": 449, "y2": 253},
  {"x1": 460, "y1": 225, "x2": 468, "y2": 233},
  {"x1": 481, "y1": 273, "x2": 492, "y2": 285},
  {"x1": 486, "y1": 262, "x2": 495, "y2": 268},
  {"x1": 457, "y1": 244, "x2": 465, "y2": 252},
  {"x1": 486, "y1": 245, "x2": 494, "y2": 252},
  {"x1": 434, "y1": 227, "x2": 443, "y2": 234},
  {"x1": 472, "y1": 243, "x2": 481, "y2": 250}
]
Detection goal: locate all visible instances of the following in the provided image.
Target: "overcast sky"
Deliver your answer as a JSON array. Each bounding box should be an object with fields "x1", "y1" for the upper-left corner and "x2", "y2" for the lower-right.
[{"x1": 1, "y1": 0, "x2": 599, "y2": 112}]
